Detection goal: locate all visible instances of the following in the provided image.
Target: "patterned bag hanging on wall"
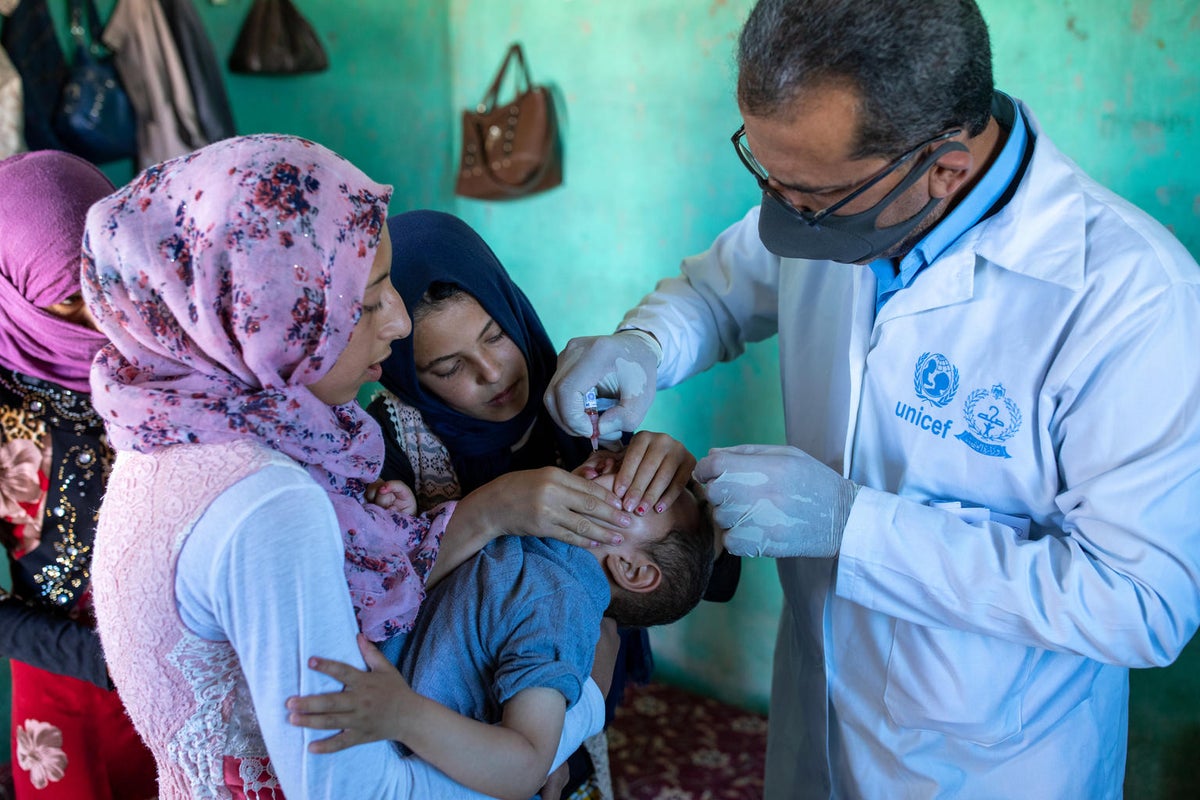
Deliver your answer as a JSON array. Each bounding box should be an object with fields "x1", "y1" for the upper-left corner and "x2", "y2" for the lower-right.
[
  {"x1": 228, "y1": 0, "x2": 329, "y2": 75},
  {"x1": 455, "y1": 42, "x2": 563, "y2": 201}
]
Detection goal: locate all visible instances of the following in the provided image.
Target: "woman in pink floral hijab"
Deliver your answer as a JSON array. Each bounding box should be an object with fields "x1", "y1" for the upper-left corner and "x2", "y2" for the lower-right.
[
  {"x1": 80, "y1": 135, "x2": 608, "y2": 798},
  {"x1": 0, "y1": 151, "x2": 157, "y2": 800},
  {"x1": 84, "y1": 134, "x2": 438, "y2": 641}
]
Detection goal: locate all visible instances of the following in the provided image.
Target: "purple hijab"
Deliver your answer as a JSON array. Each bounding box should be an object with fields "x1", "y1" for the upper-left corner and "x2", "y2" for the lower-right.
[
  {"x1": 0, "y1": 151, "x2": 114, "y2": 391},
  {"x1": 81, "y1": 134, "x2": 440, "y2": 640}
]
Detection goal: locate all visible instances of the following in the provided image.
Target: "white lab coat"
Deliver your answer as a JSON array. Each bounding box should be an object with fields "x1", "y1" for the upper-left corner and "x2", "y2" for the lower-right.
[{"x1": 621, "y1": 103, "x2": 1200, "y2": 798}]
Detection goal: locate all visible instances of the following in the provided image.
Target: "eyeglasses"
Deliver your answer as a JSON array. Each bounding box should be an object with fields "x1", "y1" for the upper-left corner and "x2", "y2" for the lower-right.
[{"x1": 731, "y1": 125, "x2": 962, "y2": 224}]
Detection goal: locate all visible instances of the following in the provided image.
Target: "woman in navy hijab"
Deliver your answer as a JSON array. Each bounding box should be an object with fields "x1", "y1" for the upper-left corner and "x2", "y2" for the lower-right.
[{"x1": 367, "y1": 210, "x2": 705, "y2": 799}]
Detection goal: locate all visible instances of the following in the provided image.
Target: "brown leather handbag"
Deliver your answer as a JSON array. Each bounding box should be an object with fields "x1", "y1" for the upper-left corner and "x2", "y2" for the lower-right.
[{"x1": 454, "y1": 43, "x2": 562, "y2": 201}]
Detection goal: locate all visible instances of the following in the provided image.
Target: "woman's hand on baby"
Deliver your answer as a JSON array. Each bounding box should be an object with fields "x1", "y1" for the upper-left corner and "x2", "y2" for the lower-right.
[
  {"x1": 460, "y1": 466, "x2": 632, "y2": 548},
  {"x1": 286, "y1": 634, "x2": 415, "y2": 754},
  {"x1": 610, "y1": 431, "x2": 697, "y2": 516},
  {"x1": 365, "y1": 479, "x2": 418, "y2": 515}
]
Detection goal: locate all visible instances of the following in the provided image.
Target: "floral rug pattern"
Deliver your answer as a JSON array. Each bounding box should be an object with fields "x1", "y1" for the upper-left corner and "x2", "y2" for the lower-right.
[{"x1": 607, "y1": 682, "x2": 767, "y2": 800}]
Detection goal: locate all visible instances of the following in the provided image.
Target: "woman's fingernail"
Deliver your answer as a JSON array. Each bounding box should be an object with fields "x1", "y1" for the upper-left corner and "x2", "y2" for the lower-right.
[
  {"x1": 611, "y1": 534, "x2": 624, "y2": 545},
  {"x1": 655, "y1": 503, "x2": 665, "y2": 513},
  {"x1": 619, "y1": 514, "x2": 633, "y2": 527},
  {"x1": 635, "y1": 505, "x2": 646, "y2": 515}
]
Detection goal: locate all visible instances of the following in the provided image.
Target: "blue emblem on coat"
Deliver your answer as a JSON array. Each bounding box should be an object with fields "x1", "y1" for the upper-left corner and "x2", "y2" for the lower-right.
[
  {"x1": 956, "y1": 383, "x2": 1022, "y2": 458},
  {"x1": 914, "y1": 352, "x2": 959, "y2": 407},
  {"x1": 896, "y1": 353, "x2": 958, "y2": 440}
]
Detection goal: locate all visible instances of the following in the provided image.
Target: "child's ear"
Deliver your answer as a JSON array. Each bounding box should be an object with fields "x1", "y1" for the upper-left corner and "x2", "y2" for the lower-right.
[{"x1": 603, "y1": 552, "x2": 662, "y2": 594}]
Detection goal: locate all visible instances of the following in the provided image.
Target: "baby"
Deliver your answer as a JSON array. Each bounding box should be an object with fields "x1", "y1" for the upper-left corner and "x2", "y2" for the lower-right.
[{"x1": 289, "y1": 450, "x2": 718, "y2": 800}]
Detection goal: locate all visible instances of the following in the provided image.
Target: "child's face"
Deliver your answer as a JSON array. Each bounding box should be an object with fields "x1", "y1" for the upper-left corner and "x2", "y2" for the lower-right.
[
  {"x1": 588, "y1": 471, "x2": 711, "y2": 559},
  {"x1": 412, "y1": 294, "x2": 530, "y2": 422}
]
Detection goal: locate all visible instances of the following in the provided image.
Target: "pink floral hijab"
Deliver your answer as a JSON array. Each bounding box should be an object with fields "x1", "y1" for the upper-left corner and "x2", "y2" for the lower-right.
[{"x1": 82, "y1": 134, "x2": 440, "y2": 640}]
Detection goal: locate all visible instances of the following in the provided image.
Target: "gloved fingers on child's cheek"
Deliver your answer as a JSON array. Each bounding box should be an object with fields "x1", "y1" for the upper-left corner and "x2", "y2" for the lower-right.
[
  {"x1": 692, "y1": 450, "x2": 731, "y2": 485},
  {"x1": 724, "y1": 526, "x2": 769, "y2": 558},
  {"x1": 700, "y1": 475, "x2": 739, "y2": 506},
  {"x1": 712, "y1": 504, "x2": 751, "y2": 531}
]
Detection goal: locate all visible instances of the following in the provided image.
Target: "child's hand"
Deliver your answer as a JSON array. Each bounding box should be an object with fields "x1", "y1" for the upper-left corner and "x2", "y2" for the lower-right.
[
  {"x1": 365, "y1": 479, "x2": 418, "y2": 514},
  {"x1": 286, "y1": 633, "x2": 415, "y2": 754}
]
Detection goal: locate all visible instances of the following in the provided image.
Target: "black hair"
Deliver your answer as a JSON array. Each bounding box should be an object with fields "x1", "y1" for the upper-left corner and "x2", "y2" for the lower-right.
[
  {"x1": 606, "y1": 494, "x2": 715, "y2": 629},
  {"x1": 412, "y1": 281, "x2": 468, "y2": 324},
  {"x1": 736, "y1": 0, "x2": 994, "y2": 158}
]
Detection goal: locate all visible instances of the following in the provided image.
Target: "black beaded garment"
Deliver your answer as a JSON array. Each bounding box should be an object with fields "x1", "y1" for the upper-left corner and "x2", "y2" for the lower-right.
[{"x1": 0, "y1": 365, "x2": 113, "y2": 684}]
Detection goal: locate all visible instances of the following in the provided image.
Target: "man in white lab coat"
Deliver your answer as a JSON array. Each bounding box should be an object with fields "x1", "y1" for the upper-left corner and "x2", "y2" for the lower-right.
[{"x1": 545, "y1": 0, "x2": 1200, "y2": 797}]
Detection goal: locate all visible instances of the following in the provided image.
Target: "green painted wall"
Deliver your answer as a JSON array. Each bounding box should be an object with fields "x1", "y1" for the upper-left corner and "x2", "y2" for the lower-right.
[
  {"x1": 441, "y1": 0, "x2": 1200, "y2": 714},
  {"x1": 11, "y1": 0, "x2": 1199, "y2": 776}
]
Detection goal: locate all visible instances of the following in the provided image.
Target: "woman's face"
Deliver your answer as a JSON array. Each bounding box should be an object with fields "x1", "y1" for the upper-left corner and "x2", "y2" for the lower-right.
[
  {"x1": 309, "y1": 228, "x2": 411, "y2": 405},
  {"x1": 42, "y1": 291, "x2": 98, "y2": 330},
  {"x1": 412, "y1": 294, "x2": 529, "y2": 422}
]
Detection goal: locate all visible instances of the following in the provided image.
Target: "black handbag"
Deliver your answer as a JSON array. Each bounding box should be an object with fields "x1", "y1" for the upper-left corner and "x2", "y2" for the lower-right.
[
  {"x1": 228, "y1": 0, "x2": 329, "y2": 76},
  {"x1": 53, "y1": 0, "x2": 136, "y2": 164}
]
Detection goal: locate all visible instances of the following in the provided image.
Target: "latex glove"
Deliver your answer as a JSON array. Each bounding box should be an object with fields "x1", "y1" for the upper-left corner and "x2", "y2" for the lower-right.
[
  {"x1": 694, "y1": 444, "x2": 859, "y2": 558},
  {"x1": 544, "y1": 330, "x2": 660, "y2": 443}
]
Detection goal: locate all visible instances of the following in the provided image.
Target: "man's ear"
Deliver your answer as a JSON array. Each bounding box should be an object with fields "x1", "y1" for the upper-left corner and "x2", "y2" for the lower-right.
[
  {"x1": 928, "y1": 147, "x2": 973, "y2": 199},
  {"x1": 604, "y1": 552, "x2": 662, "y2": 594}
]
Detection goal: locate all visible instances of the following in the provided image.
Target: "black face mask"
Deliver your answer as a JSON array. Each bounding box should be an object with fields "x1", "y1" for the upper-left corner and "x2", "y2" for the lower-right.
[{"x1": 757, "y1": 140, "x2": 969, "y2": 264}]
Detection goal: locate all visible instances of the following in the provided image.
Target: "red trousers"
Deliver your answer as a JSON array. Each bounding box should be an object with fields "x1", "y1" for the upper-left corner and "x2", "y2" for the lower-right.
[{"x1": 9, "y1": 660, "x2": 156, "y2": 799}]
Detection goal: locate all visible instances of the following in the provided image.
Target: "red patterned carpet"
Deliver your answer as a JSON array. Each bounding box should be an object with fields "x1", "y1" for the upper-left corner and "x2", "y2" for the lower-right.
[
  {"x1": 607, "y1": 682, "x2": 768, "y2": 800},
  {"x1": 0, "y1": 683, "x2": 766, "y2": 800}
]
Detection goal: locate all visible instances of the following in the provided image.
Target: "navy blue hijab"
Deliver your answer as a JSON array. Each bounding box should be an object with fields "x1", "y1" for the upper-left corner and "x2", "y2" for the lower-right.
[{"x1": 378, "y1": 211, "x2": 591, "y2": 494}]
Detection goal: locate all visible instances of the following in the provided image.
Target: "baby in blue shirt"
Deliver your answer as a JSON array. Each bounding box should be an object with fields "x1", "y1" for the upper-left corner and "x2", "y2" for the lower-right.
[{"x1": 288, "y1": 448, "x2": 718, "y2": 800}]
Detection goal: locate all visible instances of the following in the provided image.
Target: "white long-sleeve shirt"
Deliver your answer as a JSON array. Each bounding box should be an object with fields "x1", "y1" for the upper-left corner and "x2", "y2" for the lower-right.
[
  {"x1": 621, "y1": 100, "x2": 1200, "y2": 798},
  {"x1": 177, "y1": 462, "x2": 603, "y2": 798}
]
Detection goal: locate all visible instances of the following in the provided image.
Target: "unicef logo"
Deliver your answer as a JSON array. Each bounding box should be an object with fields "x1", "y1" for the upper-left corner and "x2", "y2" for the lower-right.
[{"x1": 913, "y1": 352, "x2": 959, "y2": 407}]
